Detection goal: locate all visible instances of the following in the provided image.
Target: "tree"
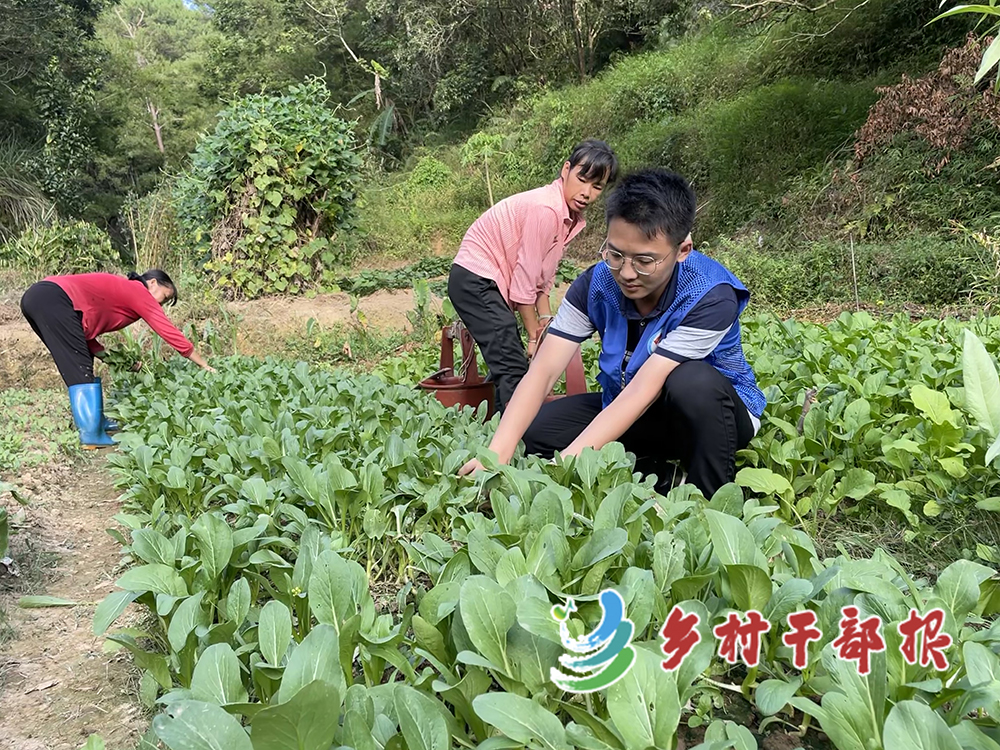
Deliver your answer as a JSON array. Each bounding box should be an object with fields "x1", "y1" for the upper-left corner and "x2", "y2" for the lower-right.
[{"x1": 97, "y1": 0, "x2": 220, "y2": 169}]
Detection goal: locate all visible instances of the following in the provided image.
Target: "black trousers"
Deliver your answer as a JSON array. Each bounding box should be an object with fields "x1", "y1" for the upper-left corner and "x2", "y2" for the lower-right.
[
  {"x1": 20, "y1": 281, "x2": 94, "y2": 387},
  {"x1": 447, "y1": 264, "x2": 528, "y2": 412},
  {"x1": 522, "y1": 360, "x2": 755, "y2": 499}
]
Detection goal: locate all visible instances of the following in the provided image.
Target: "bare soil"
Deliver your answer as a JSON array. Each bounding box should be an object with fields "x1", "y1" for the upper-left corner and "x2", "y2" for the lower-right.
[{"x1": 0, "y1": 457, "x2": 146, "y2": 750}]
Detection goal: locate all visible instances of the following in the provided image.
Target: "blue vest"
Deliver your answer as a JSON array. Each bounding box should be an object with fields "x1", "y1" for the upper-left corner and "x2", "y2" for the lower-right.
[{"x1": 586, "y1": 251, "x2": 766, "y2": 417}]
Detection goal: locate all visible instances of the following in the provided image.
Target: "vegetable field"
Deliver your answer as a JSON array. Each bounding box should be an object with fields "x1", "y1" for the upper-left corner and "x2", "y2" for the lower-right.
[{"x1": 92, "y1": 311, "x2": 1000, "y2": 750}]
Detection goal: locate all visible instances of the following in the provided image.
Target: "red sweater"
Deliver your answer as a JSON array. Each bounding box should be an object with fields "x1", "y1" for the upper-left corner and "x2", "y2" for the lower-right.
[{"x1": 47, "y1": 273, "x2": 194, "y2": 358}]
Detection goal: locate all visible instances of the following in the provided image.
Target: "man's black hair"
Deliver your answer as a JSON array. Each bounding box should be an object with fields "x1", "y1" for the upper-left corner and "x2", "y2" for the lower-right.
[
  {"x1": 566, "y1": 139, "x2": 619, "y2": 185},
  {"x1": 605, "y1": 169, "x2": 696, "y2": 248}
]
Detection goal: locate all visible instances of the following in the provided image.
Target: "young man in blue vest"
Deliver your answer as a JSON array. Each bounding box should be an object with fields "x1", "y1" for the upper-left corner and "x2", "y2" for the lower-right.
[{"x1": 458, "y1": 168, "x2": 765, "y2": 498}]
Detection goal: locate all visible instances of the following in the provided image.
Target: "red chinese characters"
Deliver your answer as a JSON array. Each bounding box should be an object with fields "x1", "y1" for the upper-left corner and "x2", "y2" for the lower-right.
[
  {"x1": 660, "y1": 605, "x2": 702, "y2": 671},
  {"x1": 832, "y1": 606, "x2": 886, "y2": 676},
  {"x1": 783, "y1": 610, "x2": 823, "y2": 670},
  {"x1": 897, "y1": 608, "x2": 952, "y2": 670},
  {"x1": 713, "y1": 610, "x2": 771, "y2": 667},
  {"x1": 651, "y1": 605, "x2": 949, "y2": 676}
]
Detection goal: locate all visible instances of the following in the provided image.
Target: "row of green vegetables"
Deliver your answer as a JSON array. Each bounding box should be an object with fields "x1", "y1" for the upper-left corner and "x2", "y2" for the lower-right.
[
  {"x1": 92, "y1": 341, "x2": 1000, "y2": 750},
  {"x1": 375, "y1": 310, "x2": 1000, "y2": 538}
]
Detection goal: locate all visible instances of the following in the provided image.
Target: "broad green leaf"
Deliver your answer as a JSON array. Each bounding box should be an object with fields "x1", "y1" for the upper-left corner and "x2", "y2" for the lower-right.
[
  {"x1": 883, "y1": 701, "x2": 962, "y2": 750},
  {"x1": 259, "y1": 600, "x2": 292, "y2": 666},
  {"x1": 704, "y1": 509, "x2": 766, "y2": 569},
  {"x1": 394, "y1": 685, "x2": 450, "y2": 750},
  {"x1": 836, "y1": 469, "x2": 876, "y2": 500},
  {"x1": 653, "y1": 531, "x2": 687, "y2": 593},
  {"x1": 951, "y1": 720, "x2": 1000, "y2": 750},
  {"x1": 418, "y1": 581, "x2": 461, "y2": 626},
  {"x1": 841, "y1": 398, "x2": 872, "y2": 435},
  {"x1": 726, "y1": 564, "x2": 773, "y2": 612},
  {"x1": 526, "y1": 524, "x2": 570, "y2": 587},
  {"x1": 571, "y1": 528, "x2": 628, "y2": 570},
  {"x1": 308, "y1": 550, "x2": 365, "y2": 632},
  {"x1": 515, "y1": 595, "x2": 562, "y2": 644},
  {"x1": 935, "y1": 560, "x2": 996, "y2": 620},
  {"x1": 963, "y1": 642, "x2": 1000, "y2": 687},
  {"x1": 763, "y1": 578, "x2": 812, "y2": 626},
  {"x1": 227, "y1": 578, "x2": 251, "y2": 626},
  {"x1": 975, "y1": 33, "x2": 1000, "y2": 85},
  {"x1": 495, "y1": 548, "x2": 528, "y2": 588},
  {"x1": 278, "y1": 623, "x2": 345, "y2": 703},
  {"x1": 507, "y1": 624, "x2": 562, "y2": 693},
  {"x1": 93, "y1": 590, "x2": 141, "y2": 636},
  {"x1": 816, "y1": 647, "x2": 886, "y2": 750},
  {"x1": 132, "y1": 528, "x2": 176, "y2": 566},
  {"x1": 593, "y1": 485, "x2": 631, "y2": 531},
  {"x1": 192, "y1": 513, "x2": 234, "y2": 582},
  {"x1": 529, "y1": 487, "x2": 568, "y2": 531},
  {"x1": 168, "y1": 592, "x2": 206, "y2": 653},
  {"x1": 18, "y1": 595, "x2": 77, "y2": 608},
  {"x1": 473, "y1": 693, "x2": 569, "y2": 750},
  {"x1": 964, "y1": 331, "x2": 1000, "y2": 437},
  {"x1": 911, "y1": 385, "x2": 956, "y2": 426},
  {"x1": 735, "y1": 468, "x2": 792, "y2": 501},
  {"x1": 412, "y1": 615, "x2": 449, "y2": 664},
  {"x1": 467, "y1": 529, "x2": 507, "y2": 577},
  {"x1": 460, "y1": 576, "x2": 516, "y2": 673},
  {"x1": 249, "y1": 680, "x2": 339, "y2": 750},
  {"x1": 607, "y1": 646, "x2": 681, "y2": 750},
  {"x1": 988, "y1": 433, "x2": 1000, "y2": 466},
  {"x1": 191, "y1": 643, "x2": 248, "y2": 706},
  {"x1": 755, "y1": 677, "x2": 802, "y2": 716},
  {"x1": 343, "y1": 709, "x2": 376, "y2": 750},
  {"x1": 565, "y1": 723, "x2": 618, "y2": 750},
  {"x1": 116, "y1": 564, "x2": 188, "y2": 597},
  {"x1": 80, "y1": 735, "x2": 105, "y2": 750},
  {"x1": 703, "y1": 719, "x2": 757, "y2": 750},
  {"x1": 153, "y1": 700, "x2": 252, "y2": 750}
]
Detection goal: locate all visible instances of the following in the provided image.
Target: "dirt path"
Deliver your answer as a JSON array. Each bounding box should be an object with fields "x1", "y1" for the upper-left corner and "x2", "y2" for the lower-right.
[{"x1": 0, "y1": 456, "x2": 146, "y2": 750}]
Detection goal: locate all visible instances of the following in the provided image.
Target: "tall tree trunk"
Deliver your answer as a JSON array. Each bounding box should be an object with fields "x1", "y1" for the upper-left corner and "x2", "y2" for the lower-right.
[{"x1": 147, "y1": 100, "x2": 164, "y2": 154}]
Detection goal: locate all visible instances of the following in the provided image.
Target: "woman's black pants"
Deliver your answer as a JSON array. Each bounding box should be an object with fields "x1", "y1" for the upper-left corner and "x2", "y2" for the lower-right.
[{"x1": 20, "y1": 281, "x2": 94, "y2": 387}]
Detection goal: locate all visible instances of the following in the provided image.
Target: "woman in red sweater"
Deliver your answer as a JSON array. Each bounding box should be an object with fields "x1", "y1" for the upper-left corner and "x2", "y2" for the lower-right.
[{"x1": 19, "y1": 269, "x2": 215, "y2": 447}]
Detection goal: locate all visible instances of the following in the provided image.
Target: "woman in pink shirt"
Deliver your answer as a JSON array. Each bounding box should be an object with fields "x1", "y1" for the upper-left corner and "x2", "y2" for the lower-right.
[
  {"x1": 19, "y1": 269, "x2": 215, "y2": 447},
  {"x1": 448, "y1": 139, "x2": 618, "y2": 412}
]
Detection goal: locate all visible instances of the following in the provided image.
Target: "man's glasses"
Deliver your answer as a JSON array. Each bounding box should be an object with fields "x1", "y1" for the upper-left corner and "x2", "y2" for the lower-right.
[{"x1": 600, "y1": 240, "x2": 667, "y2": 276}]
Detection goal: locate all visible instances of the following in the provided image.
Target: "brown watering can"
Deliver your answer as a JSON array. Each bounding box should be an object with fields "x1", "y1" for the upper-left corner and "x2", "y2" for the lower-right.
[{"x1": 418, "y1": 321, "x2": 588, "y2": 419}]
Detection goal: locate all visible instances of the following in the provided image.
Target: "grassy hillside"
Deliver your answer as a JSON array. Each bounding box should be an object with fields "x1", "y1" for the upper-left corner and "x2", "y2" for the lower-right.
[{"x1": 357, "y1": 0, "x2": 999, "y2": 309}]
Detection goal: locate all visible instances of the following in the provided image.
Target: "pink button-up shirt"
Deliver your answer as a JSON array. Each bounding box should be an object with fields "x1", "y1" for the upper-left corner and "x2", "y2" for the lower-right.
[{"x1": 453, "y1": 178, "x2": 586, "y2": 307}]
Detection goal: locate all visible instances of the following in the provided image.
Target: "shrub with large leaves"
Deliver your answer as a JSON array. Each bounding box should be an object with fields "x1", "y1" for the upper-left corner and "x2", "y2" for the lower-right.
[{"x1": 175, "y1": 77, "x2": 362, "y2": 299}]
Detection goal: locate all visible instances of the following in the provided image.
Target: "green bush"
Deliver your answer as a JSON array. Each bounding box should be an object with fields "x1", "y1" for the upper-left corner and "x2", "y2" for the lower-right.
[
  {"x1": 174, "y1": 77, "x2": 362, "y2": 299},
  {"x1": 706, "y1": 234, "x2": 978, "y2": 309},
  {"x1": 406, "y1": 156, "x2": 453, "y2": 191},
  {"x1": 0, "y1": 218, "x2": 119, "y2": 276}
]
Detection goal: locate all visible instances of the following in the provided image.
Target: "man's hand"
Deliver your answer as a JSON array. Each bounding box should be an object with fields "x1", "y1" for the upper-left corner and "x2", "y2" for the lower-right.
[
  {"x1": 458, "y1": 458, "x2": 486, "y2": 477},
  {"x1": 527, "y1": 339, "x2": 538, "y2": 359}
]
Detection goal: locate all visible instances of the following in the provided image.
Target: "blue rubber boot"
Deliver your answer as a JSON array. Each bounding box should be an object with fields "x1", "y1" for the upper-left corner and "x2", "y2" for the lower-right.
[
  {"x1": 68, "y1": 382, "x2": 115, "y2": 448},
  {"x1": 94, "y1": 377, "x2": 120, "y2": 432}
]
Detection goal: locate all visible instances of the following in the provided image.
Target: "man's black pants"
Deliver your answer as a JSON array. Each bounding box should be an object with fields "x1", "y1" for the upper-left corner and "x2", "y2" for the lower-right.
[
  {"x1": 522, "y1": 360, "x2": 755, "y2": 499},
  {"x1": 448, "y1": 264, "x2": 528, "y2": 412},
  {"x1": 20, "y1": 281, "x2": 94, "y2": 387}
]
